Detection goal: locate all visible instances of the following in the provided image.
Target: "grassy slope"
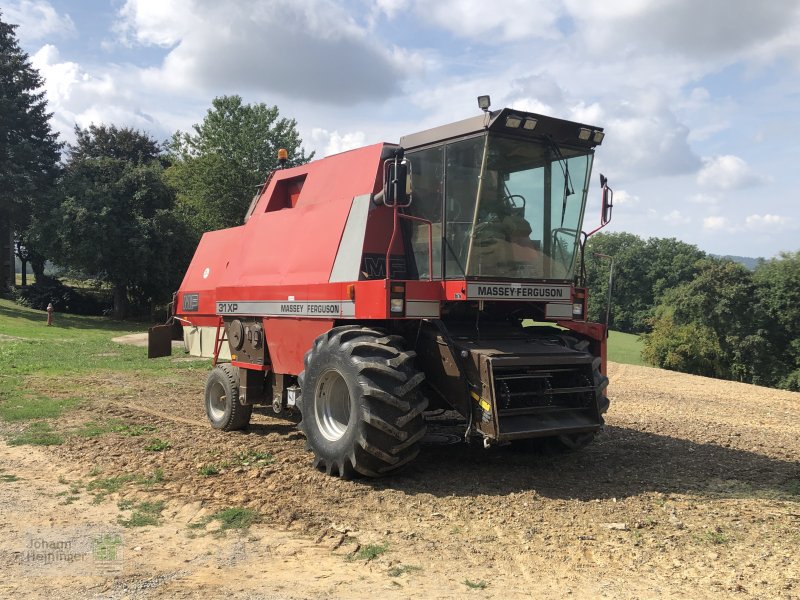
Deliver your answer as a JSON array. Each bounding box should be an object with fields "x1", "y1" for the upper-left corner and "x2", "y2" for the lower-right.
[
  {"x1": 608, "y1": 330, "x2": 645, "y2": 366},
  {"x1": 0, "y1": 298, "x2": 204, "y2": 428}
]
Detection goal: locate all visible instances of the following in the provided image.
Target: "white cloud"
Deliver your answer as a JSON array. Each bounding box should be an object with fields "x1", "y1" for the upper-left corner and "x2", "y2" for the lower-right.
[
  {"x1": 745, "y1": 214, "x2": 794, "y2": 231},
  {"x1": 613, "y1": 190, "x2": 639, "y2": 206},
  {"x1": 703, "y1": 216, "x2": 731, "y2": 232},
  {"x1": 310, "y1": 128, "x2": 367, "y2": 157},
  {"x1": 374, "y1": 0, "x2": 410, "y2": 19},
  {"x1": 565, "y1": 0, "x2": 799, "y2": 62},
  {"x1": 3, "y1": 0, "x2": 75, "y2": 41},
  {"x1": 697, "y1": 155, "x2": 767, "y2": 190},
  {"x1": 115, "y1": 0, "x2": 196, "y2": 47},
  {"x1": 115, "y1": 0, "x2": 413, "y2": 104},
  {"x1": 417, "y1": 0, "x2": 563, "y2": 42},
  {"x1": 663, "y1": 210, "x2": 690, "y2": 225}
]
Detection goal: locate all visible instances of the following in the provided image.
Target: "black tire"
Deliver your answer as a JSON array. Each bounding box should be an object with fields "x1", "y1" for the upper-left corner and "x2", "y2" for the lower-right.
[
  {"x1": 297, "y1": 326, "x2": 427, "y2": 478},
  {"x1": 555, "y1": 335, "x2": 609, "y2": 451},
  {"x1": 204, "y1": 364, "x2": 252, "y2": 431}
]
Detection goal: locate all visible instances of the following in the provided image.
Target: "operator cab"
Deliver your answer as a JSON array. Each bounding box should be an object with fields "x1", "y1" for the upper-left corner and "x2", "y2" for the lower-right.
[{"x1": 398, "y1": 107, "x2": 604, "y2": 284}]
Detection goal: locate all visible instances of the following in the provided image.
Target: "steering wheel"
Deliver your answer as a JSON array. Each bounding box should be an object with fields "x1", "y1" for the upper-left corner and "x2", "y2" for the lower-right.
[{"x1": 504, "y1": 194, "x2": 526, "y2": 212}]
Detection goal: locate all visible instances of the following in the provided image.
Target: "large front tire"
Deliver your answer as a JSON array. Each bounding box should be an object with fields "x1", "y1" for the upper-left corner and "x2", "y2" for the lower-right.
[
  {"x1": 204, "y1": 364, "x2": 252, "y2": 431},
  {"x1": 297, "y1": 326, "x2": 427, "y2": 478}
]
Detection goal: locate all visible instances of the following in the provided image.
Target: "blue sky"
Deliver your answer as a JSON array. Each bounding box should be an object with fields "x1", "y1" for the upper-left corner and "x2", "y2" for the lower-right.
[{"x1": 4, "y1": 0, "x2": 799, "y2": 258}]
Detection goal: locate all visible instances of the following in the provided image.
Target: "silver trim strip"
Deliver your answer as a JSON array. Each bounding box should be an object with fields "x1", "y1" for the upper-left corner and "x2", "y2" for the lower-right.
[
  {"x1": 405, "y1": 300, "x2": 440, "y2": 318},
  {"x1": 217, "y1": 300, "x2": 356, "y2": 318},
  {"x1": 545, "y1": 302, "x2": 573, "y2": 319}
]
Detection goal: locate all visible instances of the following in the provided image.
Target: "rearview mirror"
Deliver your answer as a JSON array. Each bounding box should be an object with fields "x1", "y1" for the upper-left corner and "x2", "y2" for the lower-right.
[
  {"x1": 600, "y1": 173, "x2": 613, "y2": 225},
  {"x1": 384, "y1": 150, "x2": 412, "y2": 207}
]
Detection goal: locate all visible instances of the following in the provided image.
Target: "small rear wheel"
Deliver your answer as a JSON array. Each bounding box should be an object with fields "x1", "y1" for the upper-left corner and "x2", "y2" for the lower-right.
[
  {"x1": 297, "y1": 326, "x2": 427, "y2": 478},
  {"x1": 204, "y1": 364, "x2": 252, "y2": 431}
]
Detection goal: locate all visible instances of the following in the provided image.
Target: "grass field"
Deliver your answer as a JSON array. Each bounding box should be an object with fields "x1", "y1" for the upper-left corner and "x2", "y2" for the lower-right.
[
  {"x1": 0, "y1": 298, "x2": 206, "y2": 442},
  {"x1": 608, "y1": 329, "x2": 645, "y2": 366}
]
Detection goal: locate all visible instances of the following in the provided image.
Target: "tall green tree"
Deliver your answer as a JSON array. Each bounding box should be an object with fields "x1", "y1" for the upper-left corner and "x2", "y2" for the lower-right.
[
  {"x1": 41, "y1": 125, "x2": 192, "y2": 318},
  {"x1": 584, "y1": 232, "x2": 706, "y2": 332},
  {"x1": 754, "y1": 252, "x2": 800, "y2": 390},
  {"x1": 166, "y1": 95, "x2": 312, "y2": 233},
  {"x1": 643, "y1": 258, "x2": 778, "y2": 385},
  {"x1": 0, "y1": 11, "x2": 61, "y2": 288}
]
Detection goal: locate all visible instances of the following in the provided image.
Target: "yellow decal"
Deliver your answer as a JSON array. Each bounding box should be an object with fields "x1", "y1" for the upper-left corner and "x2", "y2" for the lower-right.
[{"x1": 470, "y1": 391, "x2": 491, "y2": 412}]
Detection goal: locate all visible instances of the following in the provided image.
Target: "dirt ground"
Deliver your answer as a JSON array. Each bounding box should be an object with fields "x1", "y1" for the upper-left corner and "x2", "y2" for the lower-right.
[{"x1": 1, "y1": 359, "x2": 799, "y2": 599}]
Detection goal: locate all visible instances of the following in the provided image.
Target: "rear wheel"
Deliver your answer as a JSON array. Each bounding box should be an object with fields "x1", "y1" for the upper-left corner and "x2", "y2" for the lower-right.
[
  {"x1": 297, "y1": 326, "x2": 427, "y2": 478},
  {"x1": 204, "y1": 364, "x2": 252, "y2": 431}
]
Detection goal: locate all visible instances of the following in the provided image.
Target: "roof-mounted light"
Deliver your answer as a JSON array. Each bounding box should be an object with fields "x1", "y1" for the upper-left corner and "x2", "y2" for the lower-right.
[
  {"x1": 523, "y1": 118, "x2": 538, "y2": 130},
  {"x1": 578, "y1": 128, "x2": 592, "y2": 141},
  {"x1": 593, "y1": 131, "x2": 605, "y2": 144},
  {"x1": 505, "y1": 114, "x2": 523, "y2": 128},
  {"x1": 477, "y1": 95, "x2": 491, "y2": 112}
]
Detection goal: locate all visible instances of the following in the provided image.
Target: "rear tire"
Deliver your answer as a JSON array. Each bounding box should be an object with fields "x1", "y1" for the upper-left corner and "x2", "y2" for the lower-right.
[
  {"x1": 204, "y1": 364, "x2": 252, "y2": 431},
  {"x1": 297, "y1": 326, "x2": 427, "y2": 478},
  {"x1": 555, "y1": 336, "x2": 609, "y2": 451}
]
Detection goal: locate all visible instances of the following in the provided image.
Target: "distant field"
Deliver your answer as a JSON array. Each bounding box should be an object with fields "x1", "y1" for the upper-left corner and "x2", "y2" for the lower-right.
[{"x1": 608, "y1": 330, "x2": 645, "y2": 366}]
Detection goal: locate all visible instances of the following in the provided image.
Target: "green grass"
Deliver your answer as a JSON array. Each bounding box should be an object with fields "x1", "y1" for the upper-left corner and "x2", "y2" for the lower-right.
[
  {"x1": 0, "y1": 298, "x2": 207, "y2": 449},
  {"x1": 198, "y1": 464, "x2": 220, "y2": 477},
  {"x1": 350, "y1": 543, "x2": 389, "y2": 562},
  {"x1": 388, "y1": 564, "x2": 422, "y2": 577},
  {"x1": 463, "y1": 579, "x2": 489, "y2": 590},
  {"x1": 188, "y1": 507, "x2": 260, "y2": 532},
  {"x1": 699, "y1": 528, "x2": 730, "y2": 545},
  {"x1": 0, "y1": 395, "x2": 83, "y2": 421},
  {"x1": 607, "y1": 330, "x2": 645, "y2": 366},
  {"x1": 231, "y1": 450, "x2": 273, "y2": 467},
  {"x1": 144, "y1": 438, "x2": 172, "y2": 452},
  {"x1": 118, "y1": 500, "x2": 166, "y2": 528},
  {"x1": 8, "y1": 421, "x2": 64, "y2": 445},
  {"x1": 1, "y1": 473, "x2": 21, "y2": 482}
]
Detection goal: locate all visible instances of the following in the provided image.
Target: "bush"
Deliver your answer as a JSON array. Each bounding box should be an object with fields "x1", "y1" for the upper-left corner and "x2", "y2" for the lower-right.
[{"x1": 12, "y1": 276, "x2": 108, "y2": 315}]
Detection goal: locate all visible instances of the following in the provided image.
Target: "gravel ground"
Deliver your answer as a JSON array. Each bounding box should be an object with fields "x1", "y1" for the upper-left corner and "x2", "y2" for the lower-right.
[{"x1": 1, "y1": 361, "x2": 799, "y2": 599}]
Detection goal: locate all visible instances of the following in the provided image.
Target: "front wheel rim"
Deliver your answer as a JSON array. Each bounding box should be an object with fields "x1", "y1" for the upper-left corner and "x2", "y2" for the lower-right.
[{"x1": 315, "y1": 370, "x2": 352, "y2": 442}]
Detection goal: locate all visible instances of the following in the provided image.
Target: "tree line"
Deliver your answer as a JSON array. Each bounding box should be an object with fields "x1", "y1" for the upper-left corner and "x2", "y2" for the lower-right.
[
  {"x1": 585, "y1": 232, "x2": 800, "y2": 391},
  {"x1": 1, "y1": 11, "x2": 310, "y2": 318}
]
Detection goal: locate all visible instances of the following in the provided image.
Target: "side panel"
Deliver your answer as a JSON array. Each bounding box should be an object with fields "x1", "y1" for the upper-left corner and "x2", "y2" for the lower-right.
[{"x1": 263, "y1": 318, "x2": 334, "y2": 375}]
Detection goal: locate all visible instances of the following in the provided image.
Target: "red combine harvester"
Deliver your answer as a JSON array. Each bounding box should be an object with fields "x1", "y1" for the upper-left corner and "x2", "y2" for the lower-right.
[{"x1": 150, "y1": 98, "x2": 614, "y2": 477}]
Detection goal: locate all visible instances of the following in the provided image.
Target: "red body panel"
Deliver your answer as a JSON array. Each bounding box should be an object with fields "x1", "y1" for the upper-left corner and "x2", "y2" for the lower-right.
[{"x1": 263, "y1": 318, "x2": 334, "y2": 374}]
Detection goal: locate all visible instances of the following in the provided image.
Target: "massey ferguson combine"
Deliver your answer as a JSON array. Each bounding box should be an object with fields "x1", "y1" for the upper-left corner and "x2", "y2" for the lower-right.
[{"x1": 150, "y1": 97, "x2": 614, "y2": 477}]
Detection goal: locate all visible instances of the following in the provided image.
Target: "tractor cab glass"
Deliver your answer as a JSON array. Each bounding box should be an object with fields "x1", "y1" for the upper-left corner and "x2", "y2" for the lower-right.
[{"x1": 404, "y1": 132, "x2": 594, "y2": 281}]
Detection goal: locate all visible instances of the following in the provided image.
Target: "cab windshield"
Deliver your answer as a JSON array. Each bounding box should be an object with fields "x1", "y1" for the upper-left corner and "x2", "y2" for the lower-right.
[{"x1": 405, "y1": 133, "x2": 594, "y2": 281}]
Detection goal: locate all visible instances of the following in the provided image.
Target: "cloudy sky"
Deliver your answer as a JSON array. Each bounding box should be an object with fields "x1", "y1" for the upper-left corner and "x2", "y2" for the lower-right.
[{"x1": 4, "y1": 0, "x2": 799, "y2": 258}]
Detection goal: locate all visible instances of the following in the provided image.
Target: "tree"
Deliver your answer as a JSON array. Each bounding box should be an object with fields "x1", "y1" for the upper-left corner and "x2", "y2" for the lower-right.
[
  {"x1": 584, "y1": 233, "x2": 705, "y2": 333},
  {"x1": 0, "y1": 11, "x2": 61, "y2": 288},
  {"x1": 41, "y1": 125, "x2": 193, "y2": 318},
  {"x1": 642, "y1": 258, "x2": 778, "y2": 385},
  {"x1": 754, "y1": 252, "x2": 800, "y2": 390},
  {"x1": 166, "y1": 95, "x2": 312, "y2": 233}
]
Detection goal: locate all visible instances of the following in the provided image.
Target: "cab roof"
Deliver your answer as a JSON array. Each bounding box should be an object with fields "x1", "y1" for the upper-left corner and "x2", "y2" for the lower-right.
[{"x1": 399, "y1": 107, "x2": 604, "y2": 151}]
